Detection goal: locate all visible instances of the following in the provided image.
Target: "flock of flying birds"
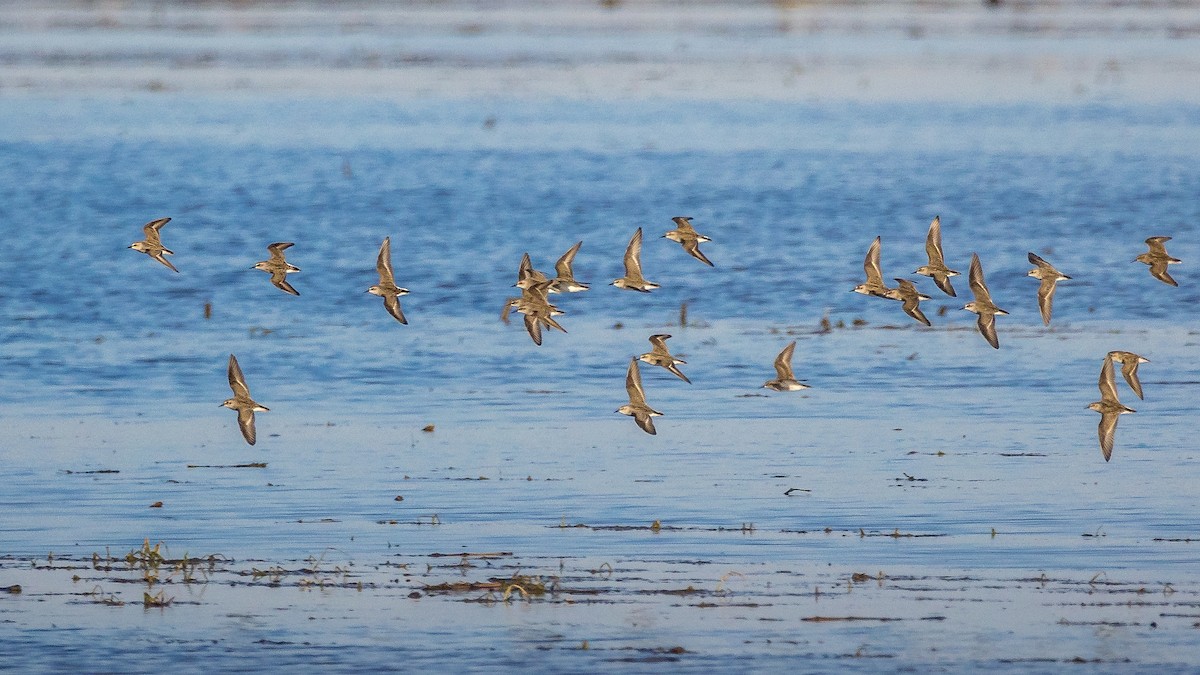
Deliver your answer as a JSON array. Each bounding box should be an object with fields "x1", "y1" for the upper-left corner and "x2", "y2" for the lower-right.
[
  {"x1": 129, "y1": 214, "x2": 1180, "y2": 461},
  {"x1": 847, "y1": 217, "x2": 1175, "y2": 462}
]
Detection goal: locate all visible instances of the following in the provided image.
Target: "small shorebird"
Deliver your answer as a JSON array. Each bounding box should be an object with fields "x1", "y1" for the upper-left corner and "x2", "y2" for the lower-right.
[
  {"x1": 611, "y1": 228, "x2": 659, "y2": 292},
  {"x1": 962, "y1": 253, "x2": 1007, "y2": 349},
  {"x1": 221, "y1": 354, "x2": 269, "y2": 446},
  {"x1": 763, "y1": 341, "x2": 811, "y2": 392},
  {"x1": 1088, "y1": 356, "x2": 1135, "y2": 462},
  {"x1": 1107, "y1": 350, "x2": 1150, "y2": 400},
  {"x1": 128, "y1": 217, "x2": 178, "y2": 272},
  {"x1": 1026, "y1": 252, "x2": 1071, "y2": 326},
  {"x1": 852, "y1": 236, "x2": 900, "y2": 299},
  {"x1": 505, "y1": 280, "x2": 566, "y2": 345},
  {"x1": 254, "y1": 242, "x2": 301, "y2": 296},
  {"x1": 367, "y1": 236, "x2": 409, "y2": 324},
  {"x1": 893, "y1": 278, "x2": 932, "y2": 326},
  {"x1": 549, "y1": 241, "x2": 589, "y2": 293},
  {"x1": 1135, "y1": 236, "x2": 1181, "y2": 286},
  {"x1": 503, "y1": 253, "x2": 545, "y2": 323},
  {"x1": 514, "y1": 252, "x2": 549, "y2": 291},
  {"x1": 617, "y1": 357, "x2": 662, "y2": 435},
  {"x1": 663, "y1": 216, "x2": 714, "y2": 267},
  {"x1": 639, "y1": 334, "x2": 691, "y2": 383},
  {"x1": 914, "y1": 216, "x2": 958, "y2": 297}
]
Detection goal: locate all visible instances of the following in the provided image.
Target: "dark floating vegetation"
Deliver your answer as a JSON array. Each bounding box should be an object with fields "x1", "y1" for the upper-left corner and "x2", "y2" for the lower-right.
[
  {"x1": 801, "y1": 615, "x2": 946, "y2": 623},
  {"x1": 186, "y1": 462, "x2": 268, "y2": 469},
  {"x1": 0, "y1": 532, "x2": 1198, "y2": 669},
  {"x1": 6, "y1": 539, "x2": 1197, "y2": 628}
]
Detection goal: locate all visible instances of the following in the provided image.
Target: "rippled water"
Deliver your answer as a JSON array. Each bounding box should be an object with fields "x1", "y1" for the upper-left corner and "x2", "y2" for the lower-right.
[
  {"x1": 3, "y1": 2, "x2": 1200, "y2": 671},
  {"x1": 2, "y1": 93, "x2": 1198, "y2": 671}
]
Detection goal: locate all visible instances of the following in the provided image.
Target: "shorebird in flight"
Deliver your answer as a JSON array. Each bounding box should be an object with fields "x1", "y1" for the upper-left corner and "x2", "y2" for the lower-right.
[
  {"x1": 852, "y1": 236, "x2": 900, "y2": 300},
  {"x1": 367, "y1": 236, "x2": 409, "y2": 324},
  {"x1": 914, "y1": 216, "x2": 958, "y2": 297},
  {"x1": 549, "y1": 241, "x2": 589, "y2": 292},
  {"x1": 221, "y1": 354, "x2": 269, "y2": 446},
  {"x1": 128, "y1": 217, "x2": 178, "y2": 272},
  {"x1": 1135, "y1": 236, "x2": 1181, "y2": 286},
  {"x1": 639, "y1": 334, "x2": 691, "y2": 383},
  {"x1": 1088, "y1": 356, "x2": 1135, "y2": 462},
  {"x1": 1026, "y1": 252, "x2": 1070, "y2": 326},
  {"x1": 504, "y1": 280, "x2": 566, "y2": 345},
  {"x1": 617, "y1": 358, "x2": 663, "y2": 435},
  {"x1": 894, "y1": 278, "x2": 932, "y2": 326},
  {"x1": 663, "y1": 216, "x2": 714, "y2": 267},
  {"x1": 962, "y1": 253, "x2": 1007, "y2": 349},
  {"x1": 612, "y1": 228, "x2": 659, "y2": 292},
  {"x1": 254, "y1": 242, "x2": 301, "y2": 295},
  {"x1": 1107, "y1": 350, "x2": 1149, "y2": 400},
  {"x1": 762, "y1": 341, "x2": 811, "y2": 392}
]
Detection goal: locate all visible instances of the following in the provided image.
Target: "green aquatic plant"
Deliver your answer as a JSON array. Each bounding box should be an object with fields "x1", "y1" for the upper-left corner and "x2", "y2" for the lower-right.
[
  {"x1": 85, "y1": 585, "x2": 123, "y2": 606},
  {"x1": 143, "y1": 590, "x2": 173, "y2": 608},
  {"x1": 125, "y1": 539, "x2": 166, "y2": 568},
  {"x1": 250, "y1": 566, "x2": 287, "y2": 584},
  {"x1": 491, "y1": 571, "x2": 558, "y2": 603},
  {"x1": 297, "y1": 549, "x2": 353, "y2": 590}
]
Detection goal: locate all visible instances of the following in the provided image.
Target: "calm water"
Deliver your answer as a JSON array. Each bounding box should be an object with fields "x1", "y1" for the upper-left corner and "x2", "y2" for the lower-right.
[{"x1": 3, "y1": 3, "x2": 1200, "y2": 671}]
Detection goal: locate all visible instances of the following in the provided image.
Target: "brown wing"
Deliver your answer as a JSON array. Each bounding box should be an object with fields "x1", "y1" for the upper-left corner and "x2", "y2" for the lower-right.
[
  {"x1": 968, "y1": 253, "x2": 996, "y2": 306},
  {"x1": 526, "y1": 279, "x2": 555, "y2": 303},
  {"x1": 383, "y1": 294, "x2": 407, "y2": 324},
  {"x1": 270, "y1": 269, "x2": 300, "y2": 295},
  {"x1": 237, "y1": 408, "x2": 257, "y2": 446},
  {"x1": 516, "y1": 252, "x2": 540, "y2": 284},
  {"x1": 539, "y1": 313, "x2": 568, "y2": 334},
  {"x1": 905, "y1": 302, "x2": 931, "y2": 326},
  {"x1": 267, "y1": 242, "x2": 294, "y2": 262},
  {"x1": 925, "y1": 216, "x2": 944, "y2": 265},
  {"x1": 932, "y1": 273, "x2": 957, "y2": 297},
  {"x1": 142, "y1": 217, "x2": 171, "y2": 246},
  {"x1": 228, "y1": 354, "x2": 251, "y2": 399},
  {"x1": 671, "y1": 216, "x2": 696, "y2": 233},
  {"x1": 682, "y1": 239, "x2": 714, "y2": 266},
  {"x1": 624, "y1": 228, "x2": 645, "y2": 280},
  {"x1": 500, "y1": 297, "x2": 518, "y2": 324},
  {"x1": 773, "y1": 341, "x2": 797, "y2": 381},
  {"x1": 976, "y1": 313, "x2": 999, "y2": 349},
  {"x1": 153, "y1": 251, "x2": 179, "y2": 273},
  {"x1": 666, "y1": 363, "x2": 691, "y2": 384},
  {"x1": 1098, "y1": 412, "x2": 1118, "y2": 462},
  {"x1": 523, "y1": 313, "x2": 543, "y2": 345},
  {"x1": 1145, "y1": 236, "x2": 1172, "y2": 256},
  {"x1": 554, "y1": 241, "x2": 582, "y2": 278},
  {"x1": 626, "y1": 358, "x2": 648, "y2": 407},
  {"x1": 1098, "y1": 357, "x2": 1120, "y2": 403},
  {"x1": 633, "y1": 412, "x2": 657, "y2": 435},
  {"x1": 863, "y1": 236, "x2": 884, "y2": 286},
  {"x1": 1036, "y1": 278, "x2": 1056, "y2": 326},
  {"x1": 1120, "y1": 359, "x2": 1144, "y2": 400},
  {"x1": 1030, "y1": 251, "x2": 1068, "y2": 278},
  {"x1": 376, "y1": 237, "x2": 394, "y2": 283},
  {"x1": 648, "y1": 334, "x2": 672, "y2": 355},
  {"x1": 1149, "y1": 261, "x2": 1178, "y2": 286},
  {"x1": 1027, "y1": 251, "x2": 1051, "y2": 270},
  {"x1": 897, "y1": 282, "x2": 931, "y2": 326}
]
